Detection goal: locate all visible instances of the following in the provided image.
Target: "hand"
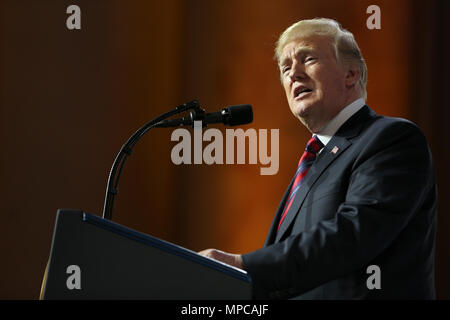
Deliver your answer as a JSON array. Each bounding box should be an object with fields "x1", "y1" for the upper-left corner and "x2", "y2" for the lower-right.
[{"x1": 198, "y1": 248, "x2": 244, "y2": 270}]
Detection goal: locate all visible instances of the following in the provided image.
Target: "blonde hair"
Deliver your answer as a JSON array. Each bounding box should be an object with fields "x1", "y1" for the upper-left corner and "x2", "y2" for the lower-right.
[{"x1": 275, "y1": 18, "x2": 367, "y2": 99}]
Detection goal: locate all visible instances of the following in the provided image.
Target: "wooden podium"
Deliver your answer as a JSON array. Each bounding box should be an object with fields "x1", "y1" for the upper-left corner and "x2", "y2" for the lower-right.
[{"x1": 41, "y1": 209, "x2": 252, "y2": 299}]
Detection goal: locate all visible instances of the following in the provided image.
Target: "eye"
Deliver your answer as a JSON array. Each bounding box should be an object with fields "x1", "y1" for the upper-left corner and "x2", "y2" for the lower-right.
[
  {"x1": 304, "y1": 56, "x2": 315, "y2": 63},
  {"x1": 282, "y1": 66, "x2": 291, "y2": 74}
]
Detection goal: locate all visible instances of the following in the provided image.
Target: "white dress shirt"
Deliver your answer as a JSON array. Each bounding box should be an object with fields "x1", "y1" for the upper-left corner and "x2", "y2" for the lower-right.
[{"x1": 315, "y1": 98, "x2": 366, "y2": 148}]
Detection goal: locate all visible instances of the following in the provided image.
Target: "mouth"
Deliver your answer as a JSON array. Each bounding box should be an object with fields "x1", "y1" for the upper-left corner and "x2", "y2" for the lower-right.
[{"x1": 293, "y1": 86, "x2": 313, "y2": 100}]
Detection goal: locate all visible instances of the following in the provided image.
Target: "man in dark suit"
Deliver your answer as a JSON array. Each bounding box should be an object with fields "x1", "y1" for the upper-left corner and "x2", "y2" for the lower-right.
[{"x1": 199, "y1": 18, "x2": 437, "y2": 299}]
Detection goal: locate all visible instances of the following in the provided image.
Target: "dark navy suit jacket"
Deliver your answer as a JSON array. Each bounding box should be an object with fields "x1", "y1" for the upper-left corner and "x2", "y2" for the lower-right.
[{"x1": 242, "y1": 106, "x2": 438, "y2": 299}]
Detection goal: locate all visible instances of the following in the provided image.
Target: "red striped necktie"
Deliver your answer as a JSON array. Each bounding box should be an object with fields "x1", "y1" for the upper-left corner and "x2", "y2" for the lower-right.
[{"x1": 277, "y1": 135, "x2": 324, "y2": 232}]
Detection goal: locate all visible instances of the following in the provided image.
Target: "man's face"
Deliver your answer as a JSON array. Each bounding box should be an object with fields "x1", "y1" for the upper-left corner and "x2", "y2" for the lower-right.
[{"x1": 279, "y1": 35, "x2": 348, "y2": 132}]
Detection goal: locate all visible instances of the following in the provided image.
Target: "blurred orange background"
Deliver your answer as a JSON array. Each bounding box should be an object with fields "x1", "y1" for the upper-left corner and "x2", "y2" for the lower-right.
[{"x1": 1, "y1": 0, "x2": 449, "y2": 299}]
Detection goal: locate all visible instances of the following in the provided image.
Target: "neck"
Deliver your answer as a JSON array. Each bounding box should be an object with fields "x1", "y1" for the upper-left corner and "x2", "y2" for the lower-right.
[{"x1": 308, "y1": 93, "x2": 364, "y2": 134}]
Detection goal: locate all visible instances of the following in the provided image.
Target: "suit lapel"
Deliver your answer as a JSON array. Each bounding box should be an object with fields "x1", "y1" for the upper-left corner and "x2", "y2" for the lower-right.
[
  {"x1": 275, "y1": 137, "x2": 351, "y2": 242},
  {"x1": 274, "y1": 105, "x2": 376, "y2": 243}
]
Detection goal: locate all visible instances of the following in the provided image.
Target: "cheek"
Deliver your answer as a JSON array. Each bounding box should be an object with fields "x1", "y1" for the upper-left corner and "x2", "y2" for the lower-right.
[
  {"x1": 317, "y1": 75, "x2": 344, "y2": 97},
  {"x1": 282, "y1": 80, "x2": 291, "y2": 98}
]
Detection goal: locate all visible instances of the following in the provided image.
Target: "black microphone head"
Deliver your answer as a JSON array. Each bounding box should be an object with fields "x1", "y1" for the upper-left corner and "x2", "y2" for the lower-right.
[{"x1": 225, "y1": 104, "x2": 253, "y2": 126}]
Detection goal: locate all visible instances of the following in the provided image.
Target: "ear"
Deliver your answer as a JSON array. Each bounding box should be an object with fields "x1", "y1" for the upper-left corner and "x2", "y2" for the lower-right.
[{"x1": 345, "y1": 66, "x2": 361, "y2": 88}]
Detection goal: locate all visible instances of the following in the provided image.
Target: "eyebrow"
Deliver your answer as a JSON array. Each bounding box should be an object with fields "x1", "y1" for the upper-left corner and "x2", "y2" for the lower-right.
[{"x1": 279, "y1": 47, "x2": 315, "y2": 67}]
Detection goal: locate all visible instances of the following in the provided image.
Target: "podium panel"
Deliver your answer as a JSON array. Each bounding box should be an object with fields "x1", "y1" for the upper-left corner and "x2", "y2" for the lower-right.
[{"x1": 42, "y1": 209, "x2": 252, "y2": 299}]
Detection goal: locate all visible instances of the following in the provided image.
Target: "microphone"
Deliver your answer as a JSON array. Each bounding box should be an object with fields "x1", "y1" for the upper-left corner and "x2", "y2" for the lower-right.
[{"x1": 154, "y1": 104, "x2": 253, "y2": 128}]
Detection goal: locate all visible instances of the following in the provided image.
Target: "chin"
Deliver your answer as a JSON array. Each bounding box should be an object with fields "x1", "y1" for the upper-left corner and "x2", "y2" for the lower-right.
[
  {"x1": 292, "y1": 102, "x2": 312, "y2": 119},
  {"x1": 292, "y1": 103, "x2": 321, "y2": 131}
]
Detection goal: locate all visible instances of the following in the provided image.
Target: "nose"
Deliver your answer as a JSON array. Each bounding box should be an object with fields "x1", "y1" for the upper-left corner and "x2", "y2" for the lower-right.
[{"x1": 289, "y1": 60, "x2": 306, "y2": 82}]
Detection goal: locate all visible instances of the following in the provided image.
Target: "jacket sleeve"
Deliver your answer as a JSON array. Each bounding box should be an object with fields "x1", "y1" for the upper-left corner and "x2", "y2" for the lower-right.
[{"x1": 241, "y1": 120, "x2": 436, "y2": 299}]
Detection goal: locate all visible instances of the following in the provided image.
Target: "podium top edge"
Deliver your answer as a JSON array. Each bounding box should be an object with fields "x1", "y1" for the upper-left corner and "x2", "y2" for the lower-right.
[{"x1": 59, "y1": 210, "x2": 252, "y2": 285}]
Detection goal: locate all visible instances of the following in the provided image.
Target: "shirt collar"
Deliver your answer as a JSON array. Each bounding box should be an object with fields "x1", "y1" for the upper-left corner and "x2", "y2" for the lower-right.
[{"x1": 315, "y1": 98, "x2": 366, "y2": 147}]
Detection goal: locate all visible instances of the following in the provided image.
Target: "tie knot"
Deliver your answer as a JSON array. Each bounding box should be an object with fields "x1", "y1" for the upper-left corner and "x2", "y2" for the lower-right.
[{"x1": 305, "y1": 135, "x2": 324, "y2": 154}]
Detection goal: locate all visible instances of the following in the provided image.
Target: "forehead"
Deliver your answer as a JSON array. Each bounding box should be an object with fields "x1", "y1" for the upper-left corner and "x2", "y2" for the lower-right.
[{"x1": 279, "y1": 35, "x2": 335, "y2": 64}]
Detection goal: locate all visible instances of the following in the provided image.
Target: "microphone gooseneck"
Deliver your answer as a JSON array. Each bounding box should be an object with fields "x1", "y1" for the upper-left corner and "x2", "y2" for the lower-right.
[
  {"x1": 102, "y1": 100, "x2": 253, "y2": 221},
  {"x1": 102, "y1": 100, "x2": 200, "y2": 220}
]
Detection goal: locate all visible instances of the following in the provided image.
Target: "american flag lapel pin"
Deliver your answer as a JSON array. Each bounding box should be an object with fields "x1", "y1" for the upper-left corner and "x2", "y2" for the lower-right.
[{"x1": 331, "y1": 146, "x2": 339, "y2": 154}]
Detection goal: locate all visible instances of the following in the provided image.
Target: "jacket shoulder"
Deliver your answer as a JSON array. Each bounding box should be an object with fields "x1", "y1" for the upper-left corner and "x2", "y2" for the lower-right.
[{"x1": 360, "y1": 108, "x2": 428, "y2": 143}]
